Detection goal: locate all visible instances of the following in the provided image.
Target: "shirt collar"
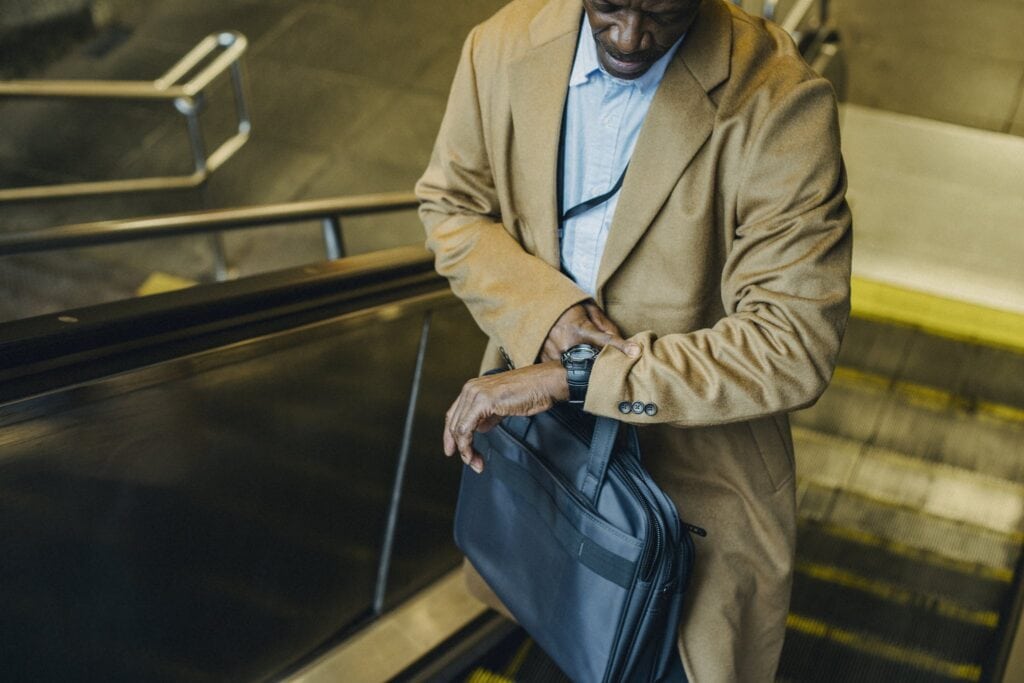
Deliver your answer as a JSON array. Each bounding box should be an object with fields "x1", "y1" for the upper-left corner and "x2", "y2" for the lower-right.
[{"x1": 569, "y1": 13, "x2": 685, "y2": 93}]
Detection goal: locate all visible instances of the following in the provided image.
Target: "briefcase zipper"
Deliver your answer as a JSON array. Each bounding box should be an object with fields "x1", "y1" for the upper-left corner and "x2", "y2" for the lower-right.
[
  {"x1": 683, "y1": 522, "x2": 707, "y2": 537},
  {"x1": 611, "y1": 457, "x2": 664, "y2": 582},
  {"x1": 544, "y1": 409, "x2": 668, "y2": 582}
]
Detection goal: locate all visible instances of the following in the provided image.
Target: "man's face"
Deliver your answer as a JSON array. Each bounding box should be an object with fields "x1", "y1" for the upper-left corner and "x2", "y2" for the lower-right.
[{"x1": 582, "y1": 0, "x2": 700, "y2": 80}]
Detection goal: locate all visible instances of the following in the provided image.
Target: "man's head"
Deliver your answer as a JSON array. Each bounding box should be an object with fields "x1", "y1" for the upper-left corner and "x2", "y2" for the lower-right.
[{"x1": 582, "y1": 0, "x2": 701, "y2": 79}]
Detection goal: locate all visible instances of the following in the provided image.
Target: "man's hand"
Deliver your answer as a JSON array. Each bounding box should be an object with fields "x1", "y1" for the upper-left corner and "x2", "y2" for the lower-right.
[
  {"x1": 541, "y1": 301, "x2": 640, "y2": 362},
  {"x1": 444, "y1": 361, "x2": 568, "y2": 473}
]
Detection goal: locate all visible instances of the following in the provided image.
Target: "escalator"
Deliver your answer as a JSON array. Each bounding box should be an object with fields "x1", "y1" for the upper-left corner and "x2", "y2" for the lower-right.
[
  {"x1": 3, "y1": 246, "x2": 1023, "y2": 682},
  {"x1": 0, "y1": 247, "x2": 485, "y2": 680}
]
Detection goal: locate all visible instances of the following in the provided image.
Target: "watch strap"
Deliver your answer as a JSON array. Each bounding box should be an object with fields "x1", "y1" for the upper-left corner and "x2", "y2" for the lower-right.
[{"x1": 562, "y1": 344, "x2": 598, "y2": 405}]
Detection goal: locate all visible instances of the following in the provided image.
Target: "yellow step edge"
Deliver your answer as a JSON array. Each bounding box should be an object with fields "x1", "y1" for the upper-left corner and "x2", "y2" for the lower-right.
[
  {"x1": 795, "y1": 425, "x2": 1024, "y2": 501},
  {"x1": 798, "y1": 475, "x2": 1024, "y2": 543},
  {"x1": 795, "y1": 561, "x2": 1000, "y2": 628},
  {"x1": 136, "y1": 271, "x2": 198, "y2": 296},
  {"x1": 851, "y1": 277, "x2": 1024, "y2": 355},
  {"x1": 786, "y1": 613, "x2": 983, "y2": 681},
  {"x1": 830, "y1": 366, "x2": 1024, "y2": 425},
  {"x1": 465, "y1": 670, "x2": 515, "y2": 683},
  {"x1": 798, "y1": 519, "x2": 1015, "y2": 584}
]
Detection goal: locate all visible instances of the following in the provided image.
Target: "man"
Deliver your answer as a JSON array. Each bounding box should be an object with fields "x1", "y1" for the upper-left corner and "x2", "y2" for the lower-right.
[{"x1": 416, "y1": 0, "x2": 851, "y2": 679}]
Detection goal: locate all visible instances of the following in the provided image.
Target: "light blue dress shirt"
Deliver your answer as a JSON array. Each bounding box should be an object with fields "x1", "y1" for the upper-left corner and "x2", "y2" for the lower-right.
[{"x1": 560, "y1": 16, "x2": 684, "y2": 295}]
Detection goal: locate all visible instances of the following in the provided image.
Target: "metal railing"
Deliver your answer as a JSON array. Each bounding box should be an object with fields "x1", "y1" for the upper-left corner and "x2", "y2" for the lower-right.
[
  {"x1": 0, "y1": 191, "x2": 420, "y2": 280},
  {"x1": 733, "y1": 0, "x2": 842, "y2": 97},
  {"x1": 734, "y1": 0, "x2": 831, "y2": 40},
  {"x1": 0, "y1": 31, "x2": 251, "y2": 203}
]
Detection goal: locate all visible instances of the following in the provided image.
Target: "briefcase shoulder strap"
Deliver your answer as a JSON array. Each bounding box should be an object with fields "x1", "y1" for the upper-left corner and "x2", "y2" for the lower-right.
[{"x1": 580, "y1": 417, "x2": 619, "y2": 504}]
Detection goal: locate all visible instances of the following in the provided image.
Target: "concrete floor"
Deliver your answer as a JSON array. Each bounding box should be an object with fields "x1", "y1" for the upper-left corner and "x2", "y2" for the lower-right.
[
  {"x1": 832, "y1": 0, "x2": 1024, "y2": 135},
  {"x1": 0, "y1": 0, "x2": 507, "y2": 319},
  {"x1": 1, "y1": 0, "x2": 1023, "y2": 321}
]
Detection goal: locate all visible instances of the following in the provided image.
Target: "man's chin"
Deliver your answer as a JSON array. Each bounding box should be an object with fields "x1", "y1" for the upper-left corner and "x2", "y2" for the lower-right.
[{"x1": 598, "y1": 50, "x2": 654, "y2": 79}]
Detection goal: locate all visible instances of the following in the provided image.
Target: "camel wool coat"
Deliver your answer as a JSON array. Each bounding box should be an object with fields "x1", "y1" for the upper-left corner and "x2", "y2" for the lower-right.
[{"x1": 416, "y1": 0, "x2": 852, "y2": 679}]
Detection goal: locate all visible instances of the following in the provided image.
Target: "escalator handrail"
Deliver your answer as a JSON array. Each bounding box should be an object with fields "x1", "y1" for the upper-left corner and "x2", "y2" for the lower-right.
[
  {"x1": 0, "y1": 245, "x2": 442, "y2": 403},
  {"x1": 0, "y1": 191, "x2": 419, "y2": 255}
]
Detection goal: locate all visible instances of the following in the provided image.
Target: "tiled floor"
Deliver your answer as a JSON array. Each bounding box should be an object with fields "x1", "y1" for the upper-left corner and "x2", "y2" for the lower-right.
[
  {"x1": 0, "y1": 0, "x2": 507, "y2": 319},
  {"x1": 2, "y1": 0, "x2": 1023, "y2": 321},
  {"x1": 831, "y1": 0, "x2": 1024, "y2": 134}
]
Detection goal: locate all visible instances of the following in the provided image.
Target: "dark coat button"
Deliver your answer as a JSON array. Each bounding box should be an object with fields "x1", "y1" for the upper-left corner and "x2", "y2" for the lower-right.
[
  {"x1": 631, "y1": 401, "x2": 645, "y2": 414},
  {"x1": 618, "y1": 401, "x2": 632, "y2": 414},
  {"x1": 644, "y1": 403, "x2": 658, "y2": 416}
]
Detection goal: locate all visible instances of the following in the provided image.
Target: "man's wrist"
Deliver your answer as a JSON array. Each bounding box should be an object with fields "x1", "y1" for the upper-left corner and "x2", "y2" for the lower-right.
[{"x1": 542, "y1": 360, "x2": 570, "y2": 402}]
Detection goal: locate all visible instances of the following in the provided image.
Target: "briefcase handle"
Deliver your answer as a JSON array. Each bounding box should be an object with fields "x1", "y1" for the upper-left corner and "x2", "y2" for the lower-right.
[
  {"x1": 501, "y1": 408, "x2": 623, "y2": 506},
  {"x1": 580, "y1": 416, "x2": 619, "y2": 505}
]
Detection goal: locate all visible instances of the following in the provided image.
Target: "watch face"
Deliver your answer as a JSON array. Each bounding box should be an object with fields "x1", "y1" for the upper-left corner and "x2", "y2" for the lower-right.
[{"x1": 566, "y1": 345, "x2": 598, "y2": 362}]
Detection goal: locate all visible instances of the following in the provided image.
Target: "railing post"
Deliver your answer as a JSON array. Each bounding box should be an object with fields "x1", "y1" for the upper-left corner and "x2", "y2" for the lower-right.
[
  {"x1": 210, "y1": 233, "x2": 232, "y2": 281},
  {"x1": 322, "y1": 215, "x2": 345, "y2": 260},
  {"x1": 176, "y1": 95, "x2": 209, "y2": 176}
]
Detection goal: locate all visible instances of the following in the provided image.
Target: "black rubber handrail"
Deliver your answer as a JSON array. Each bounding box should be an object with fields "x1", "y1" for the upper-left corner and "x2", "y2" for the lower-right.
[{"x1": 0, "y1": 245, "x2": 441, "y2": 403}]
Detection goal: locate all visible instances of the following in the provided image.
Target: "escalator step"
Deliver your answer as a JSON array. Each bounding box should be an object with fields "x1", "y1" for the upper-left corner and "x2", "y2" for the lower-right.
[
  {"x1": 789, "y1": 571, "x2": 997, "y2": 662},
  {"x1": 779, "y1": 623, "x2": 981, "y2": 683},
  {"x1": 462, "y1": 633, "x2": 570, "y2": 683},
  {"x1": 795, "y1": 520, "x2": 1011, "y2": 614}
]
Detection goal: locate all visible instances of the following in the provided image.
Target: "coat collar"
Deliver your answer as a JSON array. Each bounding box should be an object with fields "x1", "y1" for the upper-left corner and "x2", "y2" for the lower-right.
[{"x1": 509, "y1": 0, "x2": 733, "y2": 291}]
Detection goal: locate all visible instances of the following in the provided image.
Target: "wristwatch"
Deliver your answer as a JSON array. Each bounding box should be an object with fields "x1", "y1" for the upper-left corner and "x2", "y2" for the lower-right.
[{"x1": 561, "y1": 344, "x2": 599, "y2": 405}]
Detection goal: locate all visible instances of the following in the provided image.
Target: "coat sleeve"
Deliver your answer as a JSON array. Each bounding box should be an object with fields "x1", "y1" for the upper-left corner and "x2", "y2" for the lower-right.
[
  {"x1": 586, "y1": 77, "x2": 853, "y2": 426},
  {"x1": 415, "y1": 27, "x2": 590, "y2": 369}
]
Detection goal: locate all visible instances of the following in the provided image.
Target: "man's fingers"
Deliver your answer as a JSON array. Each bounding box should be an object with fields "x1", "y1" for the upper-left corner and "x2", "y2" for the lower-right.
[
  {"x1": 453, "y1": 394, "x2": 486, "y2": 473},
  {"x1": 443, "y1": 426, "x2": 455, "y2": 457},
  {"x1": 567, "y1": 319, "x2": 637, "y2": 358},
  {"x1": 443, "y1": 400, "x2": 459, "y2": 456},
  {"x1": 603, "y1": 334, "x2": 641, "y2": 358},
  {"x1": 442, "y1": 364, "x2": 564, "y2": 473}
]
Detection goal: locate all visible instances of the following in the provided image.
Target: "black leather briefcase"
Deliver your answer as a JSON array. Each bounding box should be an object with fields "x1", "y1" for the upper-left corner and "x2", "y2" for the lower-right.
[{"x1": 454, "y1": 402, "x2": 694, "y2": 683}]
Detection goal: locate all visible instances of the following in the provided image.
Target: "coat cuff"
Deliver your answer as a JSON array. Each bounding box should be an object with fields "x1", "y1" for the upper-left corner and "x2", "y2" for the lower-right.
[{"x1": 583, "y1": 334, "x2": 653, "y2": 422}]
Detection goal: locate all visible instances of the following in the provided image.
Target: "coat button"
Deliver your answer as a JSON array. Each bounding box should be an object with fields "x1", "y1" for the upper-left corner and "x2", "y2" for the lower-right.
[
  {"x1": 631, "y1": 401, "x2": 645, "y2": 414},
  {"x1": 644, "y1": 403, "x2": 658, "y2": 416},
  {"x1": 618, "y1": 401, "x2": 632, "y2": 414}
]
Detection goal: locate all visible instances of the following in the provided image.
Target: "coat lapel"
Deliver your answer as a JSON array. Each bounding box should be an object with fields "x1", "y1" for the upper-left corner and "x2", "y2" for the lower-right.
[
  {"x1": 594, "y1": 0, "x2": 733, "y2": 293},
  {"x1": 508, "y1": 0, "x2": 582, "y2": 268}
]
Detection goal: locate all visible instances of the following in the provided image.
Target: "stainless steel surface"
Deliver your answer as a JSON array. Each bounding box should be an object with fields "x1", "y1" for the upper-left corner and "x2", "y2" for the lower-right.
[
  {"x1": 1001, "y1": 598, "x2": 1024, "y2": 682},
  {"x1": 209, "y1": 232, "x2": 232, "y2": 282},
  {"x1": 0, "y1": 31, "x2": 250, "y2": 202},
  {"x1": 374, "y1": 314, "x2": 432, "y2": 616},
  {"x1": 322, "y1": 216, "x2": 345, "y2": 261},
  {"x1": 842, "y1": 104, "x2": 1024, "y2": 313},
  {"x1": 286, "y1": 569, "x2": 489, "y2": 683},
  {"x1": 0, "y1": 192, "x2": 419, "y2": 255},
  {"x1": 781, "y1": 0, "x2": 821, "y2": 35}
]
